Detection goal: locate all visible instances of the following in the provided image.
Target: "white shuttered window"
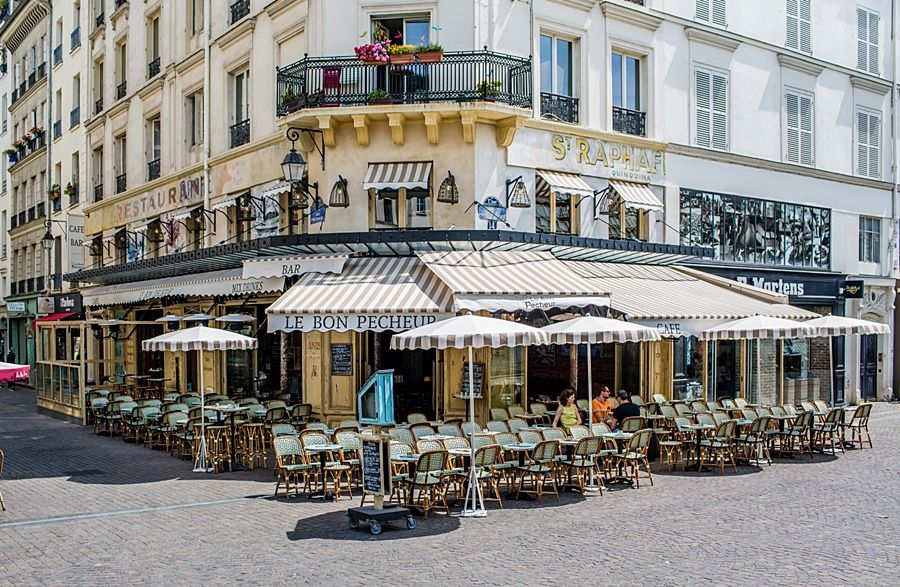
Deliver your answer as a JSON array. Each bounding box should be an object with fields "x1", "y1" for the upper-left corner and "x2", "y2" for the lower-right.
[
  {"x1": 695, "y1": 67, "x2": 728, "y2": 151},
  {"x1": 856, "y1": 8, "x2": 879, "y2": 74},
  {"x1": 785, "y1": 91, "x2": 814, "y2": 166},
  {"x1": 696, "y1": 0, "x2": 727, "y2": 26},
  {"x1": 856, "y1": 110, "x2": 881, "y2": 179},
  {"x1": 786, "y1": 0, "x2": 812, "y2": 53}
]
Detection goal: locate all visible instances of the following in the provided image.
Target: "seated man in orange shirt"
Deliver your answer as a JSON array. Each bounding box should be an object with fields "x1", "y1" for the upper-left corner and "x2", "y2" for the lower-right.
[{"x1": 591, "y1": 386, "x2": 615, "y2": 424}]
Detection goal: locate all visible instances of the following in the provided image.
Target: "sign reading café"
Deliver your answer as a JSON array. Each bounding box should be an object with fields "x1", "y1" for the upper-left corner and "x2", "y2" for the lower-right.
[{"x1": 507, "y1": 127, "x2": 667, "y2": 183}]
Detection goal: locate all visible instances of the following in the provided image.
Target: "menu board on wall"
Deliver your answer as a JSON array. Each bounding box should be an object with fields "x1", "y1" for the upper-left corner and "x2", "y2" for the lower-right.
[
  {"x1": 458, "y1": 362, "x2": 484, "y2": 398},
  {"x1": 331, "y1": 343, "x2": 352, "y2": 376}
]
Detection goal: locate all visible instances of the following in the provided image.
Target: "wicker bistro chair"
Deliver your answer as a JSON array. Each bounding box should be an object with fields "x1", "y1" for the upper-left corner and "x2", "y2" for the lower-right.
[
  {"x1": 630, "y1": 396, "x2": 645, "y2": 407},
  {"x1": 271, "y1": 423, "x2": 298, "y2": 438},
  {"x1": 800, "y1": 401, "x2": 816, "y2": 414},
  {"x1": 335, "y1": 430, "x2": 362, "y2": 481},
  {"x1": 720, "y1": 398, "x2": 736, "y2": 409},
  {"x1": 507, "y1": 418, "x2": 528, "y2": 433},
  {"x1": 734, "y1": 416, "x2": 773, "y2": 466},
  {"x1": 529, "y1": 403, "x2": 551, "y2": 424},
  {"x1": 487, "y1": 420, "x2": 509, "y2": 433},
  {"x1": 673, "y1": 402, "x2": 692, "y2": 417},
  {"x1": 402, "y1": 450, "x2": 450, "y2": 518},
  {"x1": 690, "y1": 400, "x2": 709, "y2": 413},
  {"x1": 438, "y1": 423, "x2": 464, "y2": 437},
  {"x1": 840, "y1": 403, "x2": 873, "y2": 450},
  {"x1": 568, "y1": 425, "x2": 591, "y2": 440},
  {"x1": 472, "y1": 434, "x2": 495, "y2": 449},
  {"x1": 734, "y1": 398, "x2": 749, "y2": 408},
  {"x1": 304, "y1": 422, "x2": 329, "y2": 432},
  {"x1": 610, "y1": 429, "x2": 654, "y2": 488},
  {"x1": 518, "y1": 430, "x2": 543, "y2": 445},
  {"x1": 300, "y1": 431, "x2": 353, "y2": 500},
  {"x1": 460, "y1": 444, "x2": 504, "y2": 508},
  {"x1": 410, "y1": 424, "x2": 436, "y2": 439},
  {"x1": 813, "y1": 400, "x2": 830, "y2": 413},
  {"x1": 515, "y1": 440, "x2": 560, "y2": 503},
  {"x1": 771, "y1": 411, "x2": 814, "y2": 459},
  {"x1": 389, "y1": 427, "x2": 416, "y2": 446},
  {"x1": 756, "y1": 406, "x2": 773, "y2": 417},
  {"x1": 90, "y1": 397, "x2": 110, "y2": 434},
  {"x1": 652, "y1": 393, "x2": 668, "y2": 405},
  {"x1": 289, "y1": 404, "x2": 312, "y2": 427},
  {"x1": 710, "y1": 411, "x2": 729, "y2": 426},
  {"x1": 490, "y1": 408, "x2": 510, "y2": 421},
  {"x1": 541, "y1": 428, "x2": 567, "y2": 441},
  {"x1": 657, "y1": 422, "x2": 688, "y2": 471},
  {"x1": 407, "y1": 413, "x2": 428, "y2": 424},
  {"x1": 706, "y1": 400, "x2": 723, "y2": 412},
  {"x1": 461, "y1": 422, "x2": 481, "y2": 437},
  {"x1": 770, "y1": 406, "x2": 786, "y2": 417},
  {"x1": 559, "y1": 436, "x2": 604, "y2": 495},
  {"x1": 699, "y1": 420, "x2": 738, "y2": 474},
  {"x1": 619, "y1": 416, "x2": 644, "y2": 433},
  {"x1": 813, "y1": 408, "x2": 846, "y2": 455},
  {"x1": 274, "y1": 436, "x2": 316, "y2": 499},
  {"x1": 783, "y1": 404, "x2": 798, "y2": 416}
]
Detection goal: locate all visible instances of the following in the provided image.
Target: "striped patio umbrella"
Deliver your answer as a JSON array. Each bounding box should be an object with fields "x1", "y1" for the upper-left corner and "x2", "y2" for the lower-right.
[
  {"x1": 143, "y1": 326, "x2": 257, "y2": 472},
  {"x1": 391, "y1": 314, "x2": 548, "y2": 518}
]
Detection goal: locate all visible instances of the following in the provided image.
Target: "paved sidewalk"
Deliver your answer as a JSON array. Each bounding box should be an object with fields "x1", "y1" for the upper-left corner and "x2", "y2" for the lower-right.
[{"x1": 1, "y1": 387, "x2": 898, "y2": 586}]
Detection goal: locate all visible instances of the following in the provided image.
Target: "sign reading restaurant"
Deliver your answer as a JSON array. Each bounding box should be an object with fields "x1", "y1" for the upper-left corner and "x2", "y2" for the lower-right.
[
  {"x1": 507, "y1": 127, "x2": 667, "y2": 182},
  {"x1": 113, "y1": 175, "x2": 205, "y2": 224}
]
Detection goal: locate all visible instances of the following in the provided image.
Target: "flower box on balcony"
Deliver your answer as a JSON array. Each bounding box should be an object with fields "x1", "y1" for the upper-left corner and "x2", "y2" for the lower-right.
[
  {"x1": 390, "y1": 54, "x2": 415, "y2": 65},
  {"x1": 416, "y1": 51, "x2": 443, "y2": 63},
  {"x1": 368, "y1": 90, "x2": 392, "y2": 105}
]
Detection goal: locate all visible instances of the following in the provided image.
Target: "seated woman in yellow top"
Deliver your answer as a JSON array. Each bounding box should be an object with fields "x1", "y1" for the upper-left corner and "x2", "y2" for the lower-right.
[{"x1": 552, "y1": 388, "x2": 582, "y2": 430}]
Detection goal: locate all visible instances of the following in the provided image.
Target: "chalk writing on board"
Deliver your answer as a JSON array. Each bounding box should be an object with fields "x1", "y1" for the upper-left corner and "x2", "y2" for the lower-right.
[
  {"x1": 458, "y1": 362, "x2": 484, "y2": 398},
  {"x1": 331, "y1": 343, "x2": 352, "y2": 376}
]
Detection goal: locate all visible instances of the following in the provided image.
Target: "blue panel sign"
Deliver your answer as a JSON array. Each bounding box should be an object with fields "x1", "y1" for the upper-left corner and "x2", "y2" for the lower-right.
[
  {"x1": 477, "y1": 196, "x2": 506, "y2": 229},
  {"x1": 310, "y1": 203, "x2": 326, "y2": 225}
]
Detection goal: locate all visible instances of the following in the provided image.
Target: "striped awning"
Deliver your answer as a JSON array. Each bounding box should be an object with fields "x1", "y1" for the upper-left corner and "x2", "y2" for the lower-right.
[
  {"x1": 417, "y1": 251, "x2": 610, "y2": 312},
  {"x1": 700, "y1": 316, "x2": 820, "y2": 341},
  {"x1": 609, "y1": 180, "x2": 664, "y2": 212},
  {"x1": 564, "y1": 261, "x2": 818, "y2": 337},
  {"x1": 211, "y1": 194, "x2": 242, "y2": 211},
  {"x1": 260, "y1": 181, "x2": 292, "y2": 199},
  {"x1": 363, "y1": 162, "x2": 433, "y2": 191},
  {"x1": 267, "y1": 256, "x2": 454, "y2": 332},
  {"x1": 82, "y1": 268, "x2": 285, "y2": 307},
  {"x1": 536, "y1": 170, "x2": 594, "y2": 198},
  {"x1": 143, "y1": 326, "x2": 258, "y2": 352},
  {"x1": 391, "y1": 314, "x2": 550, "y2": 350}
]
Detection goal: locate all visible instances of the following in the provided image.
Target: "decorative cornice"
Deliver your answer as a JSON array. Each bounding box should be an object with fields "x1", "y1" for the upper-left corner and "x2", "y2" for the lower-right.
[
  {"x1": 137, "y1": 77, "x2": 165, "y2": 101},
  {"x1": 776, "y1": 54, "x2": 824, "y2": 77},
  {"x1": 850, "y1": 75, "x2": 892, "y2": 96},
  {"x1": 216, "y1": 17, "x2": 256, "y2": 52},
  {"x1": 600, "y1": 1, "x2": 663, "y2": 32},
  {"x1": 8, "y1": 76, "x2": 47, "y2": 114},
  {"x1": 0, "y1": 3, "x2": 49, "y2": 53},
  {"x1": 266, "y1": 0, "x2": 300, "y2": 20},
  {"x1": 684, "y1": 27, "x2": 740, "y2": 52},
  {"x1": 174, "y1": 49, "x2": 204, "y2": 75},
  {"x1": 549, "y1": 0, "x2": 595, "y2": 10},
  {"x1": 107, "y1": 97, "x2": 129, "y2": 120}
]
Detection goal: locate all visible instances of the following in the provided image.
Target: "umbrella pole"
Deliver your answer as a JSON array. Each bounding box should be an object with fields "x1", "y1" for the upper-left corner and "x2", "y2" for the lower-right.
[
  {"x1": 828, "y1": 337, "x2": 835, "y2": 405},
  {"x1": 194, "y1": 348, "x2": 210, "y2": 473},
  {"x1": 462, "y1": 345, "x2": 486, "y2": 518},
  {"x1": 756, "y1": 339, "x2": 763, "y2": 464},
  {"x1": 585, "y1": 342, "x2": 599, "y2": 492}
]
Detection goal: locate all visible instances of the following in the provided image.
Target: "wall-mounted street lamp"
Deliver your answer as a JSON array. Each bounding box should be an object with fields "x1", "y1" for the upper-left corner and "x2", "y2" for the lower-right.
[
  {"x1": 436, "y1": 171, "x2": 459, "y2": 204},
  {"x1": 505, "y1": 176, "x2": 531, "y2": 208}
]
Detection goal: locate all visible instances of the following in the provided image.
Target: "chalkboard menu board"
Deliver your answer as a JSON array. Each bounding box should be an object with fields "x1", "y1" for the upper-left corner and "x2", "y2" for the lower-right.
[
  {"x1": 458, "y1": 362, "x2": 484, "y2": 398},
  {"x1": 361, "y1": 436, "x2": 391, "y2": 495},
  {"x1": 331, "y1": 343, "x2": 352, "y2": 376}
]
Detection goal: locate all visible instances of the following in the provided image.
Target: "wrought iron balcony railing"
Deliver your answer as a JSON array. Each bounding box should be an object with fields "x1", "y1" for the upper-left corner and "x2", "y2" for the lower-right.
[
  {"x1": 70, "y1": 106, "x2": 80, "y2": 128},
  {"x1": 116, "y1": 81, "x2": 127, "y2": 100},
  {"x1": 540, "y1": 92, "x2": 579, "y2": 124},
  {"x1": 230, "y1": 0, "x2": 250, "y2": 24},
  {"x1": 96, "y1": 12, "x2": 105, "y2": 29},
  {"x1": 94, "y1": 183, "x2": 104, "y2": 202},
  {"x1": 612, "y1": 106, "x2": 646, "y2": 137},
  {"x1": 71, "y1": 27, "x2": 81, "y2": 50},
  {"x1": 148, "y1": 57, "x2": 160, "y2": 79},
  {"x1": 276, "y1": 50, "x2": 532, "y2": 116},
  {"x1": 53, "y1": 45, "x2": 63, "y2": 66},
  {"x1": 230, "y1": 119, "x2": 250, "y2": 148},
  {"x1": 53, "y1": 120, "x2": 61, "y2": 140},
  {"x1": 116, "y1": 173, "x2": 127, "y2": 194},
  {"x1": 148, "y1": 158, "x2": 161, "y2": 181},
  {"x1": 95, "y1": 98, "x2": 103, "y2": 115}
]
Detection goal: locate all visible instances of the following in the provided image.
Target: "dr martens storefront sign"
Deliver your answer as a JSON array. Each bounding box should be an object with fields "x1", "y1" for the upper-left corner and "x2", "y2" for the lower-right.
[{"x1": 507, "y1": 127, "x2": 667, "y2": 182}]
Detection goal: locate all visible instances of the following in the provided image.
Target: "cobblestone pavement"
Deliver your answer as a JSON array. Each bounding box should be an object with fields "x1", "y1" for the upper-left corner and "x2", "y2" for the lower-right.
[{"x1": 1, "y1": 387, "x2": 898, "y2": 586}]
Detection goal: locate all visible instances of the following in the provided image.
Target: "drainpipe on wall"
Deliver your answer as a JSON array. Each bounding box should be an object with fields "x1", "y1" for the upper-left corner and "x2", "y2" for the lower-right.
[
  {"x1": 202, "y1": 0, "x2": 211, "y2": 247},
  {"x1": 43, "y1": 0, "x2": 53, "y2": 293},
  {"x1": 891, "y1": 2, "x2": 899, "y2": 400}
]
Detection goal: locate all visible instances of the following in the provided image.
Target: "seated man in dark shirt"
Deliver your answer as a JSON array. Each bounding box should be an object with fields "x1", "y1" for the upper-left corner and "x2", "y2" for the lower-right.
[{"x1": 610, "y1": 390, "x2": 641, "y2": 430}]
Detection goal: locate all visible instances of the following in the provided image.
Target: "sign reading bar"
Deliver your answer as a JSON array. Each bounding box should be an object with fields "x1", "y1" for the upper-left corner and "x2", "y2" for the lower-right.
[
  {"x1": 67, "y1": 214, "x2": 85, "y2": 273},
  {"x1": 331, "y1": 343, "x2": 352, "y2": 376},
  {"x1": 268, "y1": 313, "x2": 452, "y2": 333}
]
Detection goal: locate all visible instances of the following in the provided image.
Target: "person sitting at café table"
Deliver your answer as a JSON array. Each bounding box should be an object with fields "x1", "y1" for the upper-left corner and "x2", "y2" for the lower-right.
[
  {"x1": 552, "y1": 388, "x2": 581, "y2": 430},
  {"x1": 609, "y1": 390, "x2": 640, "y2": 431},
  {"x1": 591, "y1": 386, "x2": 615, "y2": 424}
]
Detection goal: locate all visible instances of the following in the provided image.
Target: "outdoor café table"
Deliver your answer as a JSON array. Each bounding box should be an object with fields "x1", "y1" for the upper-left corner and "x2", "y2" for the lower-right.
[
  {"x1": 210, "y1": 404, "x2": 250, "y2": 471},
  {"x1": 601, "y1": 431, "x2": 635, "y2": 482},
  {"x1": 305, "y1": 443, "x2": 344, "y2": 500},
  {"x1": 426, "y1": 421, "x2": 444, "y2": 427},
  {"x1": 419, "y1": 434, "x2": 453, "y2": 442},
  {"x1": 681, "y1": 424, "x2": 714, "y2": 470},
  {"x1": 520, "y1": 426, "x2": 548, "y2": 432},
  {"x1": 501, "y1": 442, "x2": 536, "y2": 467}
]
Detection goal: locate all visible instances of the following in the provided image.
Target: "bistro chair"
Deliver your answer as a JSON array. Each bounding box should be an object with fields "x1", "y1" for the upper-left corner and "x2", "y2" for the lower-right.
[
  {"x1": 518, "y1": 430, "x2": 543, "y2": 445},
  {"x1": 389, "y1": 427, "x2": 416, "y2": 446},
  {"x1": 238, "y1": 397, "x2": 260, "y2": 406},
  {"x1": 630, "y1": 395, "x2": 645, "y2": 406},
  {"x1": 841, "y1": 403, "x2": 873, "y2": 450},
  {"x1": 756, "y1": 406, "x2": 773, "y2": 417},
  {"x1": 266, "y1": 400, "x2": 287, "y2": 410},
  {"x1": 90, "y1": 398, "x2": 110, "y2": 434},
  {"x1": 611, "y1": 429, "x2": 654, "y2": 488},
  {"x1": 541, "y1": 428, "x2": 566, "y2": 441},
  {"x1": 783, "y1": 404, "x2": 798, "y2": 416},
  {"x1": 416, "y1": 439, "x2": 444, "y2": 453},
  {"x1": 473, "y1": 434, "x2": 495, "y2": 449},
  {"x1": 770, "y1": 406, "x2": 786, "y2": 417},
  {"x1": 335, "y1": 430, "x2": 362, "y2": 480},
  {"x1": 560, "y1": 436, "x2": 603, "y2": 495},
  {"x1": 410, "y1": 424, "x2": 436, "y2": 439},
  {"x1": 576, "y1": 399, "x2": 589, "y2": 412},
  {"x1": 568, "y1": 425, "x2": 590, "y2": 440},
  {"x1": 652, "y1": 393, "x2": 668, "y2": 405},
  {"x1": 0, "y1": 449, "x2": 5, "y2": 510},
  {"x1": 490, "y1": 408, "x2": 509, "y2": 421},
  {"x1": 812, "y1": 408, "x2": 845, "y2": 456},
  {"x1": 403, "y1": 450, "x2": 450, "y2": 518},
  {"x1": 690, "y1": 400, "x2": 708, "y2": 413},
  {"x1": 461, "y1": 422, "x2": 481, "y2": 437},
  {"x1": 305, "y1": 422, "x2": 330, "y2": 432},
  {"x1": 591, "y1": 422, "x2": 611, "y2": 437},
  {"x1": 742, "y1": 408, "x2": 758, "y2": 421},
  {"x1": 515, "y1": 440, "x2": 560, "y2": 503},
  {"x1": 699, "y1": 420, "x2": 737, "y2": 475},
  {"x1": 486, "y1": 420, "x2": 509, "y2": 433},
  {"x1": 465, "y1": 444, "x2": 504, "y2": 508},
  {"x1": 529, "y1": 403, "x2": 551, "y2": 424},
  {"x1": 659, "y1": 404, "x2": 678, "y2": 421},
  {"x1": 720, "y1": 398, "x2": 736, "y2": 409},
  {"x1": 773, "y1": 412, "x2": 814, "y2": 459},
  {"x1": 438, "y1": 423, "x2": 464, "y2": 437},
  {"x1": 289, "y1": 404, "x2": 312, "y2": 427},
  {"x1": 734, "y1": 416, "x2": 772, "y2": 466},
  {"x1": 619, "y1": 417, "x2": 644, "y2": 433},
  {"x1": 271, "y1": 423, "x2": 298, "y2": 438},
  {"x1": 274, "y1": 436, "x2": 315, "y2": 499},
  {"x1": 706, "y1": 400, "x2": 722, "y2": 412},
  {"x1": 338, "y1": 419, "x2": 360, "y2": 429},
  {"x1": 507, "y1": 405, "x2": 525, "y2": 418},
  {"x1": 734, "y1": 398, "x2": 749, "y2": 409},
  {"x1": 407, "y1": 413, "x2": 428, "y2": 424},
  {"x1": 813, "y1": 400, "x2": 830, "y2": 413},
  {"x1": 242, "y1": 422, "x2": 268, "y2": 469},
  {"x1": 507, "y1": 418, "x2": 527, "y2": 433},
  {"x1": 673, "y1": 402, "x2": 692, "y2": 417}
]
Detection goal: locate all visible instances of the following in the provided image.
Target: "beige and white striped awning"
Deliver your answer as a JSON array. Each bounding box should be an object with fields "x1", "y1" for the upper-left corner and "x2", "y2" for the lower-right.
[
  {"x1": 536, "y1": 170, "x2": 595, "y2": 198},
  {"x1": 260, "y1": 181, "x2": 292, "y2": 199},
  {"x1": 609, "y1": 180, "x2": 664, "y2": 212},
  {"x1": 363, "y1": 162, "x2": 433, "y2": 191},
  {"x1": 417, "y1": 251, "x2": 610, "y2": 312},
  {"x1": 564, "y1": 261, "x2": 818, "y2": 337},
  {"x1": 267, "y1": 256, "x2": 453, "y2": 332}
]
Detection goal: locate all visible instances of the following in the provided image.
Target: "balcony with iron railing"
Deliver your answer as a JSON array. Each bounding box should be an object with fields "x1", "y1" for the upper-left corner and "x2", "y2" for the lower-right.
[
  {"x1": 70, "y1": 106, "x2": 80, "y2": 128},
  {"x1": 148, "y1": 57, "x2": 160, "y2": 79},
  {"x1": 95, "y1": 97, "x2": 103, "y2": 115},
  {"x1": 37, "y1": 62, "x2": 46, "y2": 80},
  {"x1": 540, "y1": 92, "x2": 579, "y2": 124},
  {"x1": 116, "y1": 81, "x2": 127, "y2": 100},
  {"x1": 115, "y1": 0, "x2": 128, "y2": 8},
  {"x1": 94, "y1": 184, "x2": 104, "y2": 202},
  {"x1": 230, "y1": 120, "x2": 250, "y2": 148},
  {"x1": 230, "y1": 0, "x2": 250, "y2": 24},
  {"x1": 276, "y1": 50, "x2": 533, "y2": 116},
  {"x1": 96, "y1": 12, "x2": 105, "y2": 29},
  {"x1": 147, "y1": 158, "x2": 160, "y2": 181},
  {"x1": 53, "y1": 45, "x2": 63, "y2": 66},
  {"x1": 68, "y1": 184, "x2": 80, "y2": 205},
  {"x1": 116, "y1": 173, "x2": 127, "y2": 194},
  {"x1": 612, "y1": 106, "x2": 646, "y2": 137},
  {"x1": 53, "y1": 120, "x2": 61, "y2": 140},
  {"x1": 71, "y1": 27, "x2": 81, "y2": 51}
]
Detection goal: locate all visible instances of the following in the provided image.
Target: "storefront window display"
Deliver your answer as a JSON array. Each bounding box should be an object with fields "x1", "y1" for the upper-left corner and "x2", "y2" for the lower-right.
[
  {"x1": 673, "y1": 336, "x2": 703, "y2": 401},
  {"x1": 490, "y1": 346, "x2": 524, "y2": 410}
]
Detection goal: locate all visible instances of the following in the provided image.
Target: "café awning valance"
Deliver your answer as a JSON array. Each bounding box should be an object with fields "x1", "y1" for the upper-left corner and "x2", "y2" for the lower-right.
[{"x1": 363, "y1": 162, "x2": 433, "y2": 191}]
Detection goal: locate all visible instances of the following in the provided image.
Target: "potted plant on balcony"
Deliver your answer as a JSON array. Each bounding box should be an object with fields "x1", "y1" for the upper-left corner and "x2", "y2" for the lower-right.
[
  {"x1": 367, "y1": 89, "x2": 392, "y2": 105},
  {"x1": 415, "y1": 43, "x2": 444, "y2": 63},
  {"x1": 30, "y1": 125, "x2": 44, "y2": 137},
  {"x1": 48, "y1": 184, "x2": 61, "y2": 201},
  {"x1": 476, "y1": 80, "x2": 503, "y2": 101},
  {"x1": 354, "y1": 42, "x2": 389, "y2": 65},
  {"x1": 65, "y1": 181, "x2": 78, "y2": 198},
  {"x1": 4, "y1": 148, "x2": 16, "y2": 164},
  {"x1": 387, "y1": 44, "x2": 416, "y2": 65},
  {"x1": 280, "y1": 86, "x2": 304, "y2": 113}
]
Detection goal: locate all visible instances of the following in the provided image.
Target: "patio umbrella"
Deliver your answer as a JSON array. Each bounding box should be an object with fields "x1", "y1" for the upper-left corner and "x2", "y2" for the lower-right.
[
  {"x1": 143, "y1": 326, "x2": 257, "y2": 472},
  {"x1": 700, "y1": 316, "x2": 819, "y2": 404},
  {"x1": 802, "y1": 315, "x2": 889, "y2": 404},
  {"x1": 391, "y1": 314, "x2": 549, "y2": 517},
  {"x1": 0, "y1": 361, "x2": 30, "y2": 383},
  {"x1": 541, "y1": 316, "x2": 661, "y2": 489}
]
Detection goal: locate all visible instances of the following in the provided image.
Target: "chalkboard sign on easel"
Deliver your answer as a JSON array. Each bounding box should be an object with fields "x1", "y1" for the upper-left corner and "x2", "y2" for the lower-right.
[
  {"x1": 361, "y1": 435, "x2": 391, "y2": 496},
  {"x1": 331, "y1": 343, "x2": 352, "y2": 376},
  {"x1": 458, "y1": 362, "x2": 484, "y2": 398}
]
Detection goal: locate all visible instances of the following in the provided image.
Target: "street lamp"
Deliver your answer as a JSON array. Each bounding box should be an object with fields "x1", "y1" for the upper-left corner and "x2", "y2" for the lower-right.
[
  {"x1": 41, "y1": 223, "x2": 54, "y2": 252},
  {"x1": 505, "y1": 176, "x2": 531, "y2": 208}
]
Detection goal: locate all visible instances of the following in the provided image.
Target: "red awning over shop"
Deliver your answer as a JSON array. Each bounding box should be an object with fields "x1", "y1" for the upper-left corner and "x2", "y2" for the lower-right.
[{"x1": 32, "y1": 312, "x2": 78, "y2": 328}]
